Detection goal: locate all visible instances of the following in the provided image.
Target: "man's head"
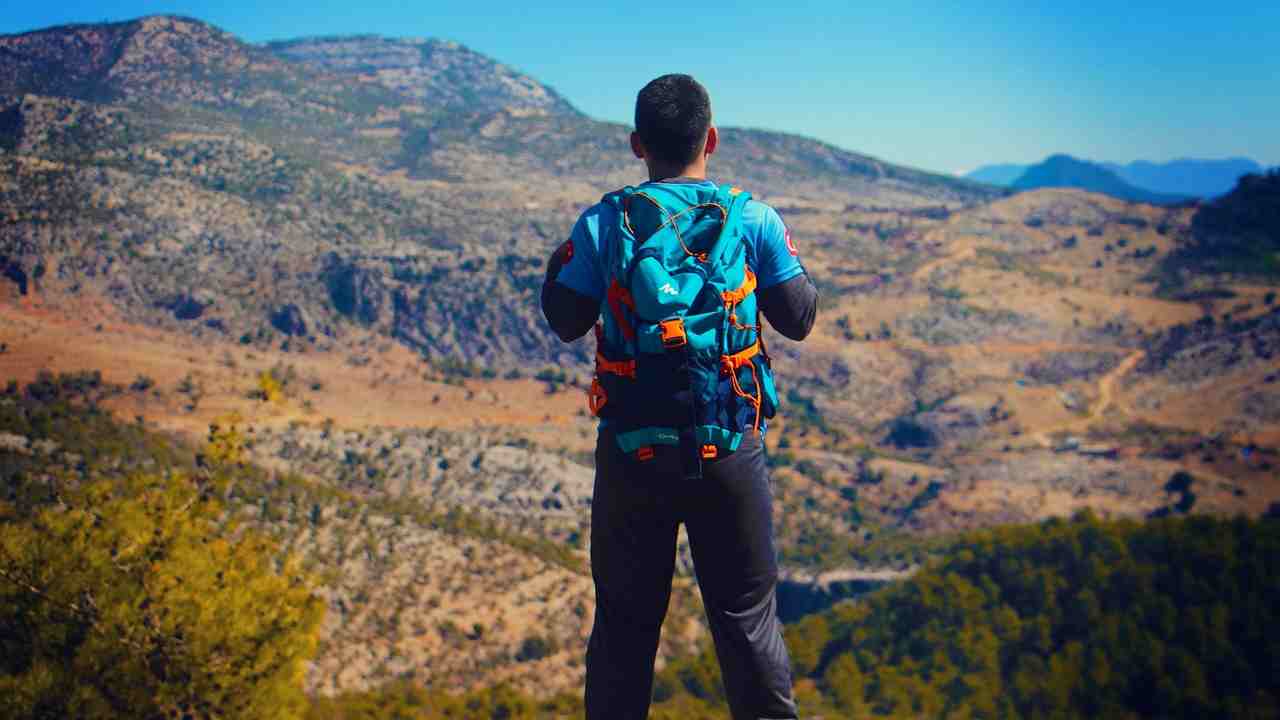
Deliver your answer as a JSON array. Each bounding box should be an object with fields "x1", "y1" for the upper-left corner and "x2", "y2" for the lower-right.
[{"x1": 631, "y1": 74, "x2": 717, "y2": 179}]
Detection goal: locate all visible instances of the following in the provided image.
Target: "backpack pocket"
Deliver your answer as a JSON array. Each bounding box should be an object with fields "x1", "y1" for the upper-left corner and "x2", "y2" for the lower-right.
[
  {"x1": 629, "y1": 256, "x2": 704, "y2": 320},
  {"x1": 755, "y1": 356, "x2": 779, "y2": 420}
]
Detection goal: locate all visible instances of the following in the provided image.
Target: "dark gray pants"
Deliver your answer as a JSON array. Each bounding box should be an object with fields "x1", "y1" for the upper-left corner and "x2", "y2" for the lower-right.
[{"x1": 584, "y1": 429, "x2": 797, "y2": 720}]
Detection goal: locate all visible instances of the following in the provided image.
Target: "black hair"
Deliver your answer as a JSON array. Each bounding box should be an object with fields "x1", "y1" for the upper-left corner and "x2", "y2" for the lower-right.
[{"x1": 634, "y1": 74, "x2": 712, "y2": 168}]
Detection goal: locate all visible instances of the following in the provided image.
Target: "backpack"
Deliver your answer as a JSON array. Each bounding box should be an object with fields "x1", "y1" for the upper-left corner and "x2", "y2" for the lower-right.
[{"x1": 589, "y1": 182, "x2": 779, "y2": 480}]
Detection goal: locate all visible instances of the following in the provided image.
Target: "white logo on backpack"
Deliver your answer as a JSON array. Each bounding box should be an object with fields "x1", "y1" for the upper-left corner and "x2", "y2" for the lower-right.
[{"x1": 658, "y1": 282, "x2": 678, "y2": 296}]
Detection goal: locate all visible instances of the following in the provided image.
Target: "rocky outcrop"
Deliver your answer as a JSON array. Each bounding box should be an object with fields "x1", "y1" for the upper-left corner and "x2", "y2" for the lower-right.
[
  {"x1": 270, "y1": 303, "x2": 310, "y2": 336},
  {"x1": 267, "y1": 36, "x2": 580, "y2": 117},
  {"x1": 322, "y1": 255, "x2": 384, "y2": 326},
  {"x1": 776, "y1": 568, "x2": 911, "y2": 623}
]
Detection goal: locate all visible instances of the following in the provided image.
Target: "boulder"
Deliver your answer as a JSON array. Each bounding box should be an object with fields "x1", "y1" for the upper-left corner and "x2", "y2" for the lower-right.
[{"x1": 270, "y1": 303, "x2": 310, "y2": 336}]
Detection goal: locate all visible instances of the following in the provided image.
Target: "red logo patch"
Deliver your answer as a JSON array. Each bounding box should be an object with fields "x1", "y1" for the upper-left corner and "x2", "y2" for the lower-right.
[
  {"x1": 559, "y1": 239, "x2": 574, "y2": 263},
  {"x1": 785, "y1": 228, "x2": 798, "y2": 256}
]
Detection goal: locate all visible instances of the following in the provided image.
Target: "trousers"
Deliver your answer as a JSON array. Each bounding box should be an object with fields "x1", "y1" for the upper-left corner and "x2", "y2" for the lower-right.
[{"x1": 584, "y1": 428, "x2": 798, "y2": 720}]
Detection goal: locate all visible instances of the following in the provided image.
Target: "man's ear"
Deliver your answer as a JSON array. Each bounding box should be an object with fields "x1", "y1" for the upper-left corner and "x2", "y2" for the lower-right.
[
  {"x1": 630, "y1": 132, "x2": 646, "y2": 160},
  {"x1": 704, "y1": 126, "x2": 718, "y2": 157}
]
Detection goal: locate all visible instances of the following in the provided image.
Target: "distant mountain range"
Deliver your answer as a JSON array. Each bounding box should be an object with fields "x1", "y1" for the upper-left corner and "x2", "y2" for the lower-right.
[
  {"x1": 1010, "y1": 154, "x2": 1192, "y2": 205},
  {"x1": 968, "y1": 156, "x2": 1266, "y2": 202},
  {"x1": 1101, "y1": 158, "x2": 1265, "y2": 198},
  {"x1": 965, "y1": 163, "x2": 1028, "y2": 188}
]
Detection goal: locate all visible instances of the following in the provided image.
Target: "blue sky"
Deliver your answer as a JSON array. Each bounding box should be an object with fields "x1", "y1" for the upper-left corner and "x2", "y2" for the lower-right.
[{"x1": 5, "y1": 1, "x2": 1279, "y2": 175}]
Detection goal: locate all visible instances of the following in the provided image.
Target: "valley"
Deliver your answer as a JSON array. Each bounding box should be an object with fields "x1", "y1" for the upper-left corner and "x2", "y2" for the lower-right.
[{"x1": 2, "y1": 14, "x2": 1278, "y2": 709}]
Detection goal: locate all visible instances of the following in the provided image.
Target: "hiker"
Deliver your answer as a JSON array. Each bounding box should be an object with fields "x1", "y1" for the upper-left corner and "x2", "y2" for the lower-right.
[{"x1": 541, "y1": 74, "x2": 818, "y2": 720}]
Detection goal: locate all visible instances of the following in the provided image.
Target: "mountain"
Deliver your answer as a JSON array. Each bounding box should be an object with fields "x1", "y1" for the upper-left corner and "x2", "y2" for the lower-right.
[
  {"x1": 969, "y1": 157, "x2": 1266, "y2": 199},
  {"x1": 0, "y1": 15, "x2": 999, "y2": 372},
  {"x1": 964, "y1": 163, "x2": 1028, "y2": 187},
  {"x1": 1010, "y1": 154, "x2": 1190, "y2": 205},
  {"x1": 1102, "y1": 157, "x2": 1264, "y2": 198},
  {"x1": 266, "y1": 35, "x2": 580, "y2": 118}
]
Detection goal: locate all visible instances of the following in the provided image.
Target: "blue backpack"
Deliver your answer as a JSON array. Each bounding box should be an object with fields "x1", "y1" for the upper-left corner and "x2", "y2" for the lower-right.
[{"x1": 589, "y1": 182, "x2": 779, "y2": 480}]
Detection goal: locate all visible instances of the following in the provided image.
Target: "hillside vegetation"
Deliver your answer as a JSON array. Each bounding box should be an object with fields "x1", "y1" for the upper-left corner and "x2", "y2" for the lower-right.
[
  {"x1": 0, "y1": 374, "x2": 617, "y2": 702},
  {"x1": 0, "y1": 374, "x2": 323, "y2": 718},
  {"x1": 1159, "y1": 169, "x2": 1280, "y2": 284},
  {"x1": 651, "y1": 512, "x2": 1280, "y2": 719}
]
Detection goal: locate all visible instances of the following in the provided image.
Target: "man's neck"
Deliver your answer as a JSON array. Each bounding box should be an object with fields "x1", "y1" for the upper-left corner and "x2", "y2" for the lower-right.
[
  {"x1": 647, "y1": 161, "x2": 708, "y2": 182},
  {"x1": 649, "y1": 175, "x2": 709, "y2": 184}
]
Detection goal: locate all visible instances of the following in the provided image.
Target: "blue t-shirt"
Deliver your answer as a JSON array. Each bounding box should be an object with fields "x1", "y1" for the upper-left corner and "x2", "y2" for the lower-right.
[{"x1": 555, "y1": 179, "x2": 803, "y2": 301}]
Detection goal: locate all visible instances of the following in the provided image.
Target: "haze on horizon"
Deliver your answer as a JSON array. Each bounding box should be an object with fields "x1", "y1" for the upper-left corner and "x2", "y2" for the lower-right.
[{"x1": 3, "y1": 0, "x2": 1278, "y2": 177}]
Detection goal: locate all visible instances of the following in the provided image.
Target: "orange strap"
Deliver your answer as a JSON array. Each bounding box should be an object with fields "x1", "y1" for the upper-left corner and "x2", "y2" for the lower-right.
[
  {"x1": 606, "y1": 280, "x2": 636, "y2": 341},
  {"x1": 593, "y1": 323, "x2": 636, "y2": 379},
  {"x1": 728, "y1": 358, "x2": 764, "y2": 433},
  {"x1": 596, "y1": 352, "x2": 636, "y2": 379},
  {"x1": 720, "y1": 340, "x2": 761, "y2": 374},
  {"x1": 721, "y1": 340, "x2": 764, "y2": 433},
  {"x1": 721, "y1": 268, "x2": 757, "y2": 307}
]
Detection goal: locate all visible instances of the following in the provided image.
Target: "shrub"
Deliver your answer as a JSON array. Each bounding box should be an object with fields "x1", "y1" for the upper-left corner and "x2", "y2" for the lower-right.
[
  {"x1": 515, "y1": 635, "x2": 554, "y2": 662},
  {"x1": 0, "y1": 471, "x2": 323, "y2": 719}
]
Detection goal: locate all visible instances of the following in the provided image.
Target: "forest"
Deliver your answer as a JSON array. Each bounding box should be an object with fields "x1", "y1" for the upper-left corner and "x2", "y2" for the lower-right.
[{"x1": 651, "y1": 511, "x2": 1280, "y2": 719}]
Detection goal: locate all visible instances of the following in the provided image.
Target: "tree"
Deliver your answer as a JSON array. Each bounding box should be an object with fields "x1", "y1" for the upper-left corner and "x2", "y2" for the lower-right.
[{"x1": 0, "y1": 467, "x2": 324, "y2": 719}]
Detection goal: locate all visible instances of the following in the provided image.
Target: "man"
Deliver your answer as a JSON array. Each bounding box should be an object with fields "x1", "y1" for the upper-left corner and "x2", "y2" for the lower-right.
[{"x1": 541, "y1": 74, "x2": 818, "y2": 720}]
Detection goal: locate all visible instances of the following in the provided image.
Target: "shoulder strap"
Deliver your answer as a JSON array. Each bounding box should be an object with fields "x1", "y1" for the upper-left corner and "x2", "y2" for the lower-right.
[
  {"x1": 598, "y1": 186, "x2": 639, "y2": 280},
  {"x1": 705, "y1": 184, "x2": 752, "y2": 269}
]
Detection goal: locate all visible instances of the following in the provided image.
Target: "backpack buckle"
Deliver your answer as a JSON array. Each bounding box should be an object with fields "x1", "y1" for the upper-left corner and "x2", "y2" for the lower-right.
[
  {"x1": 588, "y1": 378, "x2": 608, "y2": 416},
  {"x1": 659, "y1": 318, "x2": 687, "y2": 349}
]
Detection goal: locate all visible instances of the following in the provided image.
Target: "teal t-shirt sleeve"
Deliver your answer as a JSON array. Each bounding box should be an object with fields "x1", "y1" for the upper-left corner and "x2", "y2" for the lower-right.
[
  {"x1": 749, "y1": 202, "x2": 804, "y2": 289},
  {"x1": 554, "y1": 206, "x2": 606, "y2": 301}
]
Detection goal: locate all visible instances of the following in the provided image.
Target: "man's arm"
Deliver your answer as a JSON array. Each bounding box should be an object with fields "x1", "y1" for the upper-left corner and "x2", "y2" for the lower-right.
[
  {"x1": 541, "y1": 242, "x2": 599, "y2": 342},
  {"x1": 540, "y1": 216, "x2": 604, "y2": 342},
  {"x1": 758, "y1": 272, "x2": 818, "y2": 341},
  {"x1": 750, "y1": 202, "x2": 819, "y2": 341}
]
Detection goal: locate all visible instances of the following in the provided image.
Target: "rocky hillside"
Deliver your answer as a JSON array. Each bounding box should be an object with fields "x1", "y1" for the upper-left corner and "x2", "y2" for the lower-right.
[
  {"x1": 267, "y1": 36, "x2": 580, "y2": 117},
  {"x1": 0, "y1": 16, "x2": 999, "y2": 373}
]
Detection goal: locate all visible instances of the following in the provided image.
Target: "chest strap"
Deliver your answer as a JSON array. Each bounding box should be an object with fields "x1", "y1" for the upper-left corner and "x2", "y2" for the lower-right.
[{"x1": 721, "y1": 268, "x2": 757, "y2": 307}]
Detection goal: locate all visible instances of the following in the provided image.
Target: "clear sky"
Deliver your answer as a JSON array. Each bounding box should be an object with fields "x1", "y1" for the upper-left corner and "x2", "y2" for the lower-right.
[{"x1": 4, "y1": 1, "x2": 1279, "y2": 175}]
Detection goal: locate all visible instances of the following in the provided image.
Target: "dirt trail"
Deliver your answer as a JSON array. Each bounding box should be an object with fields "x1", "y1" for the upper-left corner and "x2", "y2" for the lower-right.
[
  {"x1": 913, "y1": 245, "x2": 976, "y2": 283},
  {"x1": 1095, "y1": 350, "x2": 1145, "y2": 419},
  {"x1": 1032, "y1": 350, "x2": 1146, "y2": 446}
]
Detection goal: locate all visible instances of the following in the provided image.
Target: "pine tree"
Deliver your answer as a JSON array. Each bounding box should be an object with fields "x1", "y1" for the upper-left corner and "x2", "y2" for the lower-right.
[{"x1": 0, "y1": 466, "x2": 323, "y2": 719}]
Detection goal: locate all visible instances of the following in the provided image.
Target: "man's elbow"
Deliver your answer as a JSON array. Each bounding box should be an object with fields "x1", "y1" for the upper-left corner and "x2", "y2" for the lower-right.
[
  {"x1": 548, "y1": 317, "x2": 590, "y2": 344},
  {"x1": 782, "y1": 299, "x2": 818, "y2": 341},
  {"x1": 541, "y1": 281, "x2": 598, "y2": 343},
  {"x1": 773, "y1": 307, "x2": 816, "y2": 341},
  {"x1": 760, "y1": 273, "x2": 819, "y2": 341}
]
